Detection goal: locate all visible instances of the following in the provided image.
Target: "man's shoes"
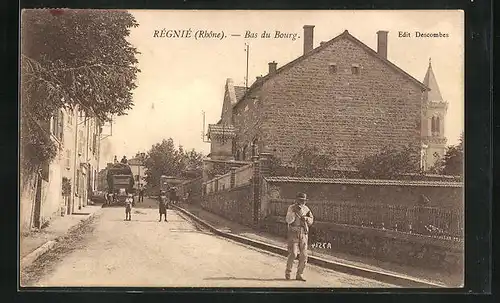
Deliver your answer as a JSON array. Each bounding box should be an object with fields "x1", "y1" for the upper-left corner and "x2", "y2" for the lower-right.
[
  {"x1": 296, "y1": 276, "x2": 306, "y2": 282},
  {"x1": 285, "y1": 275, "x2": 291, "y2": 280}
]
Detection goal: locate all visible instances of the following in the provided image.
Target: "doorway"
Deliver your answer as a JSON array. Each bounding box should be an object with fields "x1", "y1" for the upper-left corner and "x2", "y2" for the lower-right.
[{"x1": 33, "y1": 174, "x2": 42, "y2": 229}]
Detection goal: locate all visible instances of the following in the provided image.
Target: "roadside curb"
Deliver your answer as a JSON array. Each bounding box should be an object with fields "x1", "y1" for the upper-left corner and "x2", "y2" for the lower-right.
[
  {"x1": 172, "y1": 204, "x2": 444, "y2": 288},
  {"x1": 20, "y1": 205, "x2": 103, "y2": 270}
]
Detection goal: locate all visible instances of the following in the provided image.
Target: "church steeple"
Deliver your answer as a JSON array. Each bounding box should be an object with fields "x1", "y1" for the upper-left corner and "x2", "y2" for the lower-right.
[
  {"x1": 423, "y1": 58, "x2": 444, "y2": 103},
  {"x1": 420, "y1": 57, "x2": 448, "y2": 172}
]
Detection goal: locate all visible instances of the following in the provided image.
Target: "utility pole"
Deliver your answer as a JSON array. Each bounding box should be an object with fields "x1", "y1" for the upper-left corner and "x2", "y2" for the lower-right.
[
  {"x1": 202, "y1": 111, "x2": 210, "y2": 143},
  {"x1": 244, "y1": 43, "x2": 250, "y2": 90}
]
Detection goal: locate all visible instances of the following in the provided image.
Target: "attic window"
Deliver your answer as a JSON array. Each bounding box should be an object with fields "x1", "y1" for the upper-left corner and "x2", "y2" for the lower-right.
[
  {"x1": 351, "y1": 64, "x2": 360, "y2": 75},
  {"x1": 328, "y1": 63, "x2": 337, "y2": 73}
]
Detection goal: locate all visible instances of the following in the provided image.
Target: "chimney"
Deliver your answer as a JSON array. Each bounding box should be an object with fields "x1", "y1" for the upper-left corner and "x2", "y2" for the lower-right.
[
  {"x1": 268, "y1": 61, "x2": 277, "y2": 74},
  {"x1": 303, "y1": 25, "x2": 315, "y2": 54},
  {"x1": 376, "y1": 30, "x2": 388, "y2": 59}
]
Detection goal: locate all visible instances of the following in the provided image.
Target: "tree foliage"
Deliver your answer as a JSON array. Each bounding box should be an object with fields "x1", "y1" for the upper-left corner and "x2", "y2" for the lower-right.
[
  {"x1": 268, "y1": 154, "x2": 283, "y2": 176},
  {"x1": 20, "y1": 9, "x2": 140, "y2": 170},
  {"x1": 431, "y1": 133, "x2": 464, "y2": 177},
  {"x1": 290, "y1": 146, "x2": 334, "y2": 177},
  {"x1": 355, "y1": 145, "x2": 420, "y2": 179},
  {"x1": 143, "y1": 138, "x2": 204, "y2": 187}
]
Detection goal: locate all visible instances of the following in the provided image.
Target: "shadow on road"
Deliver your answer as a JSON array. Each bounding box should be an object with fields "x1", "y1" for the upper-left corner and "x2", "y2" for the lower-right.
[
  {"x1": 204, "y1": 277, "x2": 289, "y2": 282},
  {"x1": 169, "y1": 229, "x2": 212, "y2": 234},
  {"x1": 108, "y1": 219, "x2": 184, "y2": 223}
]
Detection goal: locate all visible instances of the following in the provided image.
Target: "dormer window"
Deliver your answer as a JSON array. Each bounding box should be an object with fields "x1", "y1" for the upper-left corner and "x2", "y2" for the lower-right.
[
  {"x1": 329, "y1": 63, "x2": 337, "y2": 73},
  {"x1": 351, "y1": 64, "x2": 360, "y2": 75}
]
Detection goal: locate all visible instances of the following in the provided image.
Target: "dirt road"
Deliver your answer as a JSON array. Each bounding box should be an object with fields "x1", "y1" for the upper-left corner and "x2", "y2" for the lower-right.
[{"x1": 23, "y1": 198, "x2": 396, "y2": 288}]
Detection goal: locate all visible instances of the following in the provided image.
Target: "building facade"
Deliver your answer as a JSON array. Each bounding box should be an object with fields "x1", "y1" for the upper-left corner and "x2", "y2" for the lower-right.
[
  {"x1": 20, "y1": 105, "x2": 103, "y2": 233},
  {"x1": 128, "y1": 154, "x2": 147, "y2": 190},
  {"x1": 207, "y1": 26, "x2": 447, "y2": 173}
]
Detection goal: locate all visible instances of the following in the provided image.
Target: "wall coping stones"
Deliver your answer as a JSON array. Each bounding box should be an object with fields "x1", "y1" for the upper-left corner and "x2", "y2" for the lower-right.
[{"x1": 264, "y1": 176, "x2": 463, "y2": 188}]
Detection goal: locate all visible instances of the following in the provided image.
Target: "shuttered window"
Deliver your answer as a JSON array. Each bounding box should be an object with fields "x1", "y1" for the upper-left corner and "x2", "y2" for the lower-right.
[
  {"x1": 49, "y1": 110, "x2": 65, "y2": 142},
  {"x1": 75, "y1": 171, "x2": 80, "y2": 195},
  {"x1": 51, "y1": 116, "x2": 57, "y2": 137},
  {"x1": 65, "y1": 149, "x2": 71, "y2": 169},
  {"x1": 78, "y1": 130, "x2": 84, "y2": 155},
  {"x1": 58, "y1": 110, "x2": 64, "y2": 142},
  {"x1": 92, "y1": 134, "x2": 97, "y2": 155}
]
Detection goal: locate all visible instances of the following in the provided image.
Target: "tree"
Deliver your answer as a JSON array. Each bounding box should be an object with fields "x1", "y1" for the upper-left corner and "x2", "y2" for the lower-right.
[
  {"x1": 144, "y1": 139, "x2": 181, "y2": 187},
  {"x1": 20, "y1": 9, "x2": 140, "y2": 172},
  {"x1": 181, "y1": 149, "x2": 204, "y2": 178},
  {"x1": 290, "y1": 146, "x2": 334, "y2": 177},
  {"x1": 143, "y1": 138, "x2": 204, "y2": 186},
  {"x1": 356, "y1": 145, "x2": 420, "y2": 179},
  {"x1": 268, "y1": 154, "x2": 283, "y2": 176},
  {"x1": 435, "y1": 133, "x2": 464, "y2": 176}
]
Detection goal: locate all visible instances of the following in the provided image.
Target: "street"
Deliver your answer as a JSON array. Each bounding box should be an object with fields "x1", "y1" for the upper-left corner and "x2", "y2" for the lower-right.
[{"x1": 23, "y1": 197, "x2": 396, "y2": 288}]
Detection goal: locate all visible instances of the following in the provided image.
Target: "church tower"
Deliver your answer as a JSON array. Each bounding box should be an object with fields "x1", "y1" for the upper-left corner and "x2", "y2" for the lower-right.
[{"x1": 421, "y1": 58, "x2": 448, "y2": 171}]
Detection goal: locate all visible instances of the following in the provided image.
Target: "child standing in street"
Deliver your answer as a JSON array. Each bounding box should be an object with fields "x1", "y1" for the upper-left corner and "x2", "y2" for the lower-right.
[
  {"x1": 158, "y1": 191, "x2": 168, "y2": 222},
  {"x1": 125, "y1": 193, "x2": 133, "y2": 221}
]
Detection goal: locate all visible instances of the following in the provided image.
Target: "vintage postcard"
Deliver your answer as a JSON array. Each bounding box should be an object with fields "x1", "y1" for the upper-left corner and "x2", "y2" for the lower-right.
[{"x1": 19, "y1": 9, "x2": 464, "y2": 288}]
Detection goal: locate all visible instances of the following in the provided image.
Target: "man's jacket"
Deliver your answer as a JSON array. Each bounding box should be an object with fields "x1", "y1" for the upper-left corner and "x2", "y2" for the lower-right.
[{"x1": 285, "y1": 204, "x2": 314, "y2": 235}]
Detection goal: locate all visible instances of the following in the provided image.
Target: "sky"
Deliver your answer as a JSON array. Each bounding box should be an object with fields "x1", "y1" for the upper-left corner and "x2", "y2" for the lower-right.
[{"x1": 99, "y1": 10, "x2": 464, "y2": 168}]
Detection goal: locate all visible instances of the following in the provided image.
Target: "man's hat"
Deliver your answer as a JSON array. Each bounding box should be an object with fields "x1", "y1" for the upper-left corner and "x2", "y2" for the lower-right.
[{"x1": 296, "y1": 192, "x2": 307, "y2": 200}]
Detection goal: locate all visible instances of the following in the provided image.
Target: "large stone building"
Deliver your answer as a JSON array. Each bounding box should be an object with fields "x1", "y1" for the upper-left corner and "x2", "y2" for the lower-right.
[
  {"x1": 207, "y1": 26, "x2": 447, "y2": 172},
  {"x1": 128, "y1": 154, "x2": 147, "y2": 190},
  {"x1": 20, "y1": 106, "x2": 102, "y2": 232}
]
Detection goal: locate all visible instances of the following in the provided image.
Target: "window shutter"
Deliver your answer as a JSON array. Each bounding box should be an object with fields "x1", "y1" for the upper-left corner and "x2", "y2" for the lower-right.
[
  {"x1": 66, "y1": 149, "x2": 71, "y2": 168},
  {"x1": 79, "y1": 130, "x2": 84, "y2": 154},
  {"x1": 58, "y1": 111, "x2": 64, "y2": 141},
  {"x1": 51, "y1": 116, "x2": 57, "y2": 136},
  {"x1": 92, "y1": 134, "x2": 97, "y2": 154}
]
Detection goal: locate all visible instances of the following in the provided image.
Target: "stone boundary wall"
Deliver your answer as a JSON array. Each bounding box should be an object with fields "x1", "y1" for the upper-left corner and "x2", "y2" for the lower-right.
[{"x1": 260, "y1": 217, "x2": 463, "y2": 274}]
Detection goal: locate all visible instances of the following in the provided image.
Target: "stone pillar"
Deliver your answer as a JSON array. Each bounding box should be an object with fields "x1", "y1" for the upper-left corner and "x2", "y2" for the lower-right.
[
  {"x1": 252, "y1": 155, "x2": 260, "y2": 226},
  {"x1": 258, "y1": 152, "x2": 272, "y2": 225},
  {"x1": 230, "y1": 167, "x2": 236, "y2": 189},
  {"x1": 214, "y1": 175, "x2": 220, "y2": 193},
  {"x1": 259, "y1": 152, "x2": 272, "y2": 178}
]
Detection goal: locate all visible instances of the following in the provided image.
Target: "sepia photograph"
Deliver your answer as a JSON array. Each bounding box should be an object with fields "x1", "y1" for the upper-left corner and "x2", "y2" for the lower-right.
[{"x1": 19, "y1": 9, "x2": 464, "y2": 289}]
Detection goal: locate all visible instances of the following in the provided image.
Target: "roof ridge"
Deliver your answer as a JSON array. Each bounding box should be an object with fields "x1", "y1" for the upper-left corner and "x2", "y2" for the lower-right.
[{"x1": 232, "y1": 29, "x2": 428, "y2": 109}]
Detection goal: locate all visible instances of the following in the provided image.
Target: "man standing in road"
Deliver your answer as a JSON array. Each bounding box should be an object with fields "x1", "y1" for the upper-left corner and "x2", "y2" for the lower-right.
[{"x1": 285, "y1": 192, "x2": 314, "y2": 281}]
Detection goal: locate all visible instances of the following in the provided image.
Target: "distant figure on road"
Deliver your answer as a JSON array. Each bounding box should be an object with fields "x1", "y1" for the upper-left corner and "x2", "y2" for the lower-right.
[
  {"x1": 158, "y1": 190, "x2": 168, "y2": 222},
  {"x1": 138, "y1": 185, "x2": 145, "y2": 203},
  {"x1": 285, "y1": 192, "x2": 314, "y2": 282},
  {"x1": 169, "y1": 187, "x2": 178, "y2": 205},
  {"x1": 114, "y1": 156, "x2": 118, "y2": 164},
  {"x1": 120, "y1": 156, "x2": 128, "y2": 164},
  {"x1": 106, "y1": 192, "x2": 114, "y2": 205},
  {"x1": 124, "y1": 194, "x2": 133, "y2": 221}
]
